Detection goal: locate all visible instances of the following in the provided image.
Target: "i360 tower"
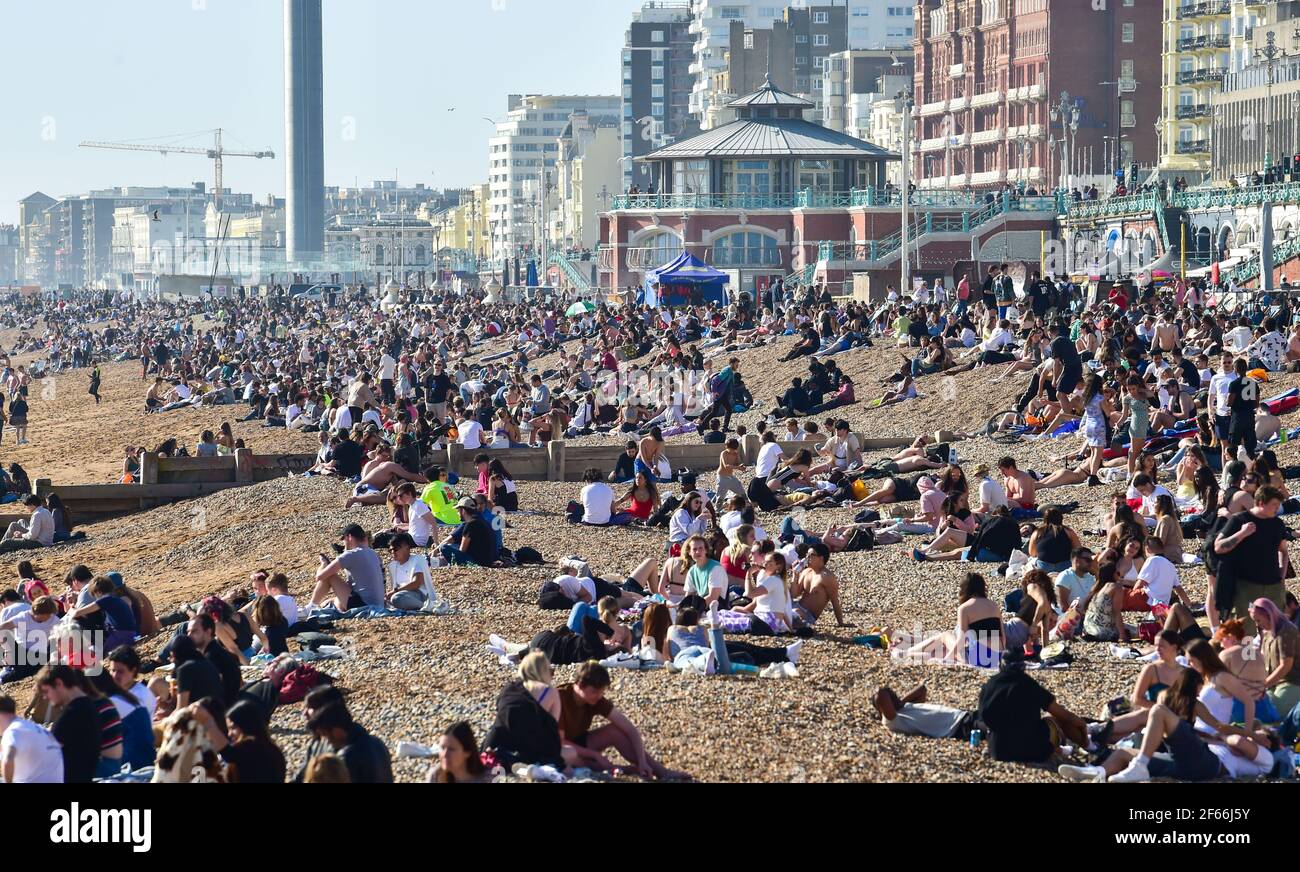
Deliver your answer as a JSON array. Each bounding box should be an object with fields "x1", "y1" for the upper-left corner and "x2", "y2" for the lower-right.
[{"x1": 284, "y1": 0, "x2": 324, "y2": 263}]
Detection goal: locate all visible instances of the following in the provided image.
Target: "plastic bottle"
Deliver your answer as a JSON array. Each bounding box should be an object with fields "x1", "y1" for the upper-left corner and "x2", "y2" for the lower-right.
[{"x1": 730, "y1": 663, "x2": 760, "y2": 675}]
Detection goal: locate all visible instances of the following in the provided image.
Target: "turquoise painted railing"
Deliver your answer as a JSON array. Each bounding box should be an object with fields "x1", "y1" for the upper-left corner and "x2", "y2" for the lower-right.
[
  {"x1": 1065, "y1": 191, "x2": 1163, "y2": 221},
  {"x1": 1172, "y1": 181, "x2": 1300, "y2": 211},
  {"x1": 548, "y1": 252, "x2": 592, "y2": 292},
  {"x1": 612, "y1": 188, "x2": 999, "y2": 211},
  {"x1": 1223, "y1": 235, "x2": 1300, "y2": 285}
]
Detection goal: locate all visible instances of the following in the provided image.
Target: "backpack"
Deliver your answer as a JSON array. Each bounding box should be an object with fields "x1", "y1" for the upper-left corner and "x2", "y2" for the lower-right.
[{"x1": 708, "y1": 372, "x2": 728, "y2": 398}]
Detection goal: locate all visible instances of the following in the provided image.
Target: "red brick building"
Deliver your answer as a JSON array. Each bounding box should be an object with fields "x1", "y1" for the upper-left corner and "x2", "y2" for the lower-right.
[
  {"x1": 912, "y1": 0, "x2": 1161, "y2": 192},
  {"x1": 600, "y1": 77, "x2": 1060, "y2": 296}
]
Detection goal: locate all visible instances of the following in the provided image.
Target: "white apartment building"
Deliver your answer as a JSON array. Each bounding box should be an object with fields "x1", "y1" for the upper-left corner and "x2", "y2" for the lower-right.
[
  {"x1": 488, "y1": 95, "x2": 620, "y2": 263},
  {"x1": 688, "y1": 1, "x2": 915, "y2": 123},
  {"x1": 870, "y1": 96, "x2": 908, "y2": 186},
  {"x1": 550, "y1": 115, "x2": 623, "y2": 254}
]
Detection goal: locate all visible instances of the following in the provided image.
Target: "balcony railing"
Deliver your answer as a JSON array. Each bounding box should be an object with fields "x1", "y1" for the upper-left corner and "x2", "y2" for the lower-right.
[
  {"x1": 1177, "y1": 34, "x2": 1230, "y2": 51},
  {"x1": 611, "y1": 188, "x2": 994, "y2": 211},
  {"x1": 1176, "y1": 1, "x2": 1231, "y2": 19},
  {"x1": 1175, "y1": 138, "x2": 1211, "y2": 154},
  {"x1": 1176, "y1": 68, "x2": 1226, "y2": 85},
  {"x1": 1175, "y1": 103, "x2": 1212, "y2": 119},
  {"x1": 624, "y1": 246, "x2": 684, "y2": 270}
]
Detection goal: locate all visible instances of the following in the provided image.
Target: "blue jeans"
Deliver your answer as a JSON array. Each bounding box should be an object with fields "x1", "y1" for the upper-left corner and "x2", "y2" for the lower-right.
[{"x1": 439, "y1": 544, "x2": 476, "y2": 566}]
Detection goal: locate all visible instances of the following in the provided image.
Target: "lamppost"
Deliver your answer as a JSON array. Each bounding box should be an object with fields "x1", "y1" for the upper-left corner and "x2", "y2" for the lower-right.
[
  {"x1": 895, "y1": 84, "x2": 915, "y2": 296},
  {"x1": 1050, "y1": 91, "x2": 1081, "y2": 194},
  {"x1": 1015, "y1": 133, "x2": 1030, "y2": 194},
  {"x1": 1254, "y1": 29, "x2": 1300, "y2": 170}
]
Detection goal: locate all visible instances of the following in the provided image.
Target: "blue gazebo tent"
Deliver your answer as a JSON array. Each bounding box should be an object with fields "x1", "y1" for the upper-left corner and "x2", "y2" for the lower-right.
[{"x1": 644, "y1": 252, "x2": 729, "y2": 307}]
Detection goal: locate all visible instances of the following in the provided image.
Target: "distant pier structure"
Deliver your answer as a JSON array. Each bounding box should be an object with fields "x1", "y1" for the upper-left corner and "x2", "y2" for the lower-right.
[{"x1": 284, "y1": 0, "x2": 324, "y2": 264}]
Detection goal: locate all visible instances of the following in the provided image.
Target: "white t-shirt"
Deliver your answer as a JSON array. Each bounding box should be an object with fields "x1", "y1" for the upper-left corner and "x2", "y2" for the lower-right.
[
  {"x1": 362, "y1": 409, "x2": 384, "y2": 429},
  {"x1": 0, "y1": 718, "x2": 63, "y2": 783},
  {"x1": 407, "y1": 499, "x2": 434, "y2": 546},
  {"x1": 272, "y1": 594, "x2": 299, "y2": 626},
  {"x1": 580, "y1": 482, "x2": 614, "y2": 525},
  {"x1": 6, "y1": 611, "x2": 56, "y2": 654},
  {"x1": 130, "y1": 681, "x2": 158, "y2": 720},
  {"x1": 755, "y1": 442, "x2": 784, "y2": 478},
  {"x1": 1137, "y1": 554, "x2": 1181, "y2": 606},
  {"x1": 457, "y1": 420, "x2": 484, "y2": 450},
  {"x1": 978, "y1": 476, "x2": 1008, "y2": 512},
  {"x1": 1209, "y1": 371, "x2": 1236, "y2": 417},
  {"x1": 1140, "y1": 486, "x2": 1174, "y2": 516},
  {"x1": 554, "y1": 574, "x2": 597, "y2": 603},
  {"x1": 752, "y1": 575, "x2": 793, "y2": 629},
  {"x1": 389, "y1": 553, "x2": 435, "y2": 602},
  {"x1": 0, "y1": 602, "x2": 29, "y2": 623},
  {"x1": 378, "y1": 354, "x2": 397, "y2": 381}
]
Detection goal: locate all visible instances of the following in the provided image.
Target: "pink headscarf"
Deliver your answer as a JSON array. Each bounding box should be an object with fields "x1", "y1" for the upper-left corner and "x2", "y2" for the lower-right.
[{"x1": 1250, "y1": 597, "x2": 1292, "y2": 634}]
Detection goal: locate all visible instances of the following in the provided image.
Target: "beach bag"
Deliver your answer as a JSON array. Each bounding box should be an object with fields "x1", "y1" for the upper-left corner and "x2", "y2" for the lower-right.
[
  {"x1": 842, "y1": 528, "x2": 875, "y2": 552},
  {"x1": 515, "y1": 547, "x2": 544, "y2": 565},
  {"x1": 278, "y1": 663, "x2": 328, "y2": 705}
]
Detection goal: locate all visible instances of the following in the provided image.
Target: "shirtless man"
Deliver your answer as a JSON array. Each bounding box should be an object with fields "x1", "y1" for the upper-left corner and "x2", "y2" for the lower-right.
[
  {"x1": 997, "y1": 456, "x2": 1038, "y2": 512},
  {"x1": 791, "y1": 543, "x2": 849, "y2": 628},
  {"x1": 344, "y1": 444, "x2": 428, "y2": 507},
  {"x1": 715, "y1": 438, "x2": 746, "y2": 503},
  {"x1": 636, "y1": 426, "x2": 666, "y2": 483},
  {"x1": 1152, "y1": 315, "x2": 1180, "y2": 354}
]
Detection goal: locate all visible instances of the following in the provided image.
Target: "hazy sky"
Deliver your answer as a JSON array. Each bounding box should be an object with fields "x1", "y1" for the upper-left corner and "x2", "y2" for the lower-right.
[{"x1": 0, "y1": 0, "x2": 649, "y2": 223}]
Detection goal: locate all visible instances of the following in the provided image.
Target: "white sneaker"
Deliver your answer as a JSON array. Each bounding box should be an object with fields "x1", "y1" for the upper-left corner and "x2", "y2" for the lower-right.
[
  {"x1": 489, "y1": 633, "x2": 508, "y2": 649},
  {"x1": 782, "y1": 661, "x2": 799, "y2": 678},
  {"x1": 1110, "y1": 758, "x2": 1151, "y2": 783},
  {"x1": 1058, "y1": 763, "x2": 1106, "y2": 783},
  {"x1": 785, "y1": 639, "x2": 803, "y2": 665}
]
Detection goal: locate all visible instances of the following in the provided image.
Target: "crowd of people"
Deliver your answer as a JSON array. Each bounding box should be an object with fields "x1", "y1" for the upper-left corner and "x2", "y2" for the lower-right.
[{"x1": 3, "y1": 263, "x2": 1300, "y2": 784}]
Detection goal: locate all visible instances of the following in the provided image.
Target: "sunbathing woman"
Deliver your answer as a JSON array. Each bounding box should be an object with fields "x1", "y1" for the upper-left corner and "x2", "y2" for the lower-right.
[
  {"x1": 894, "y1": 573, "x2": 1005, "y2": 668},
  {"x1": 612, "y1": 471, "x2": 659, "y2": 523}
]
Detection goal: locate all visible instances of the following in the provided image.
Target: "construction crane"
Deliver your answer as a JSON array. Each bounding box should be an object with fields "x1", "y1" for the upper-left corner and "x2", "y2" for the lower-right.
[{"x1": 79, "y1": 128, "x2": 275, "y2": 210}]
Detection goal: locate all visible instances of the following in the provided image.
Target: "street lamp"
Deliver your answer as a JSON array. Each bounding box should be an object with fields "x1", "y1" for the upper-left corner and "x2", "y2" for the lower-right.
[
  {"x1": 1254, "y1": 29, "x2": 1300, "y2": 170},
  {"x1": 1049, "y1": 91, "x2": 1081, "y2": 194},
  {"x1": 895, "y1": 84, "x2": 915, "y2": 296}
]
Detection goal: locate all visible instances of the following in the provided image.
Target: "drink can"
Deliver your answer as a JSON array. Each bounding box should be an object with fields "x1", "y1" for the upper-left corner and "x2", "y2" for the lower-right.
[{"x1": 969, "y1": 729, "x2": 982, "y2": 748}]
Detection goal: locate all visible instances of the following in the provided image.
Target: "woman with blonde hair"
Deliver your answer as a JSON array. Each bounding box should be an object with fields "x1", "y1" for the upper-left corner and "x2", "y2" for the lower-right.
[
  {"x1": 517, "y1": 650, "x2": 560, "y2": 722},
  {"x1": 720, "y1": 524, "x2": 756, "y2": 585}
]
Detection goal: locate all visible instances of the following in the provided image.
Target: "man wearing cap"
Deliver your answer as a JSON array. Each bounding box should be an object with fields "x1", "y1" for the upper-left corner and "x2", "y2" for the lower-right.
[
  {"x1": 438, "y1": 498, "x2": 498, "y2": 567},
  {"x1": 310, "y1": 524, "x2": 386, "y2": 611}
]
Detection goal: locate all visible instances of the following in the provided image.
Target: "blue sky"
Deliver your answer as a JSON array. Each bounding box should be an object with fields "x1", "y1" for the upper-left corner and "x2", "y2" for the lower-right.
[{"x1": 0, "y1": 0, "x2": 648, "y2": 223}]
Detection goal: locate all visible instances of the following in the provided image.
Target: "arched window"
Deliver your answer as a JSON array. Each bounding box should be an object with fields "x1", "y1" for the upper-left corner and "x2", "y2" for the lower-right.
[
  {"x1": 414, "y1": 244, "x2": 426, "y2": 263},
  {"x1": 633, "y1": 230, "x2": 682, "y2": 269},
  {"x1": 374, "y1": 243, "x2": 385, "y2": 265},
  {"x1": 712, "y1": 231, "x2": 779, "y2": 267}
]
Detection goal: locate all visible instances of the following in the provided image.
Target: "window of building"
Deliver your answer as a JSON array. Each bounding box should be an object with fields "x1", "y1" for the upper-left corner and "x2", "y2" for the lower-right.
[
  {"x1": 814, "y1": 11, "x2": 829, "y2": 24},
  {"x1": 673, "y1": 159, "x2": 710, "y2": 194},
  {"x1": 712, "y1": 231, "x2": 779, "y2": 267},
  {"x1": 980, "y1": 0, "x2": 999, "y2": 23},
  {"x1": 651, "y1": 29, "x2": 665, "y2": 43},
  {"x1": 796, "y1": 34, "x2": 808, "y2": 43},
  {"x1": 797, "y1": 159, "x2": 834, "y2": 192},
  {"x1": 745, "y1": 33, "x2": 754, "y2": 49},
  {"x1": 722, "y1": 159, "x2": 772, "y2": 194},
  {"x1": 1121, "y1": 60, "x2": 1134, "y2": 80},
  {"x1": 1122, "y1": 23, "x2": 1134, "y2": 43},
  {"x1": 814, "y1": 34, "x2": 829, "y2": 47}
]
